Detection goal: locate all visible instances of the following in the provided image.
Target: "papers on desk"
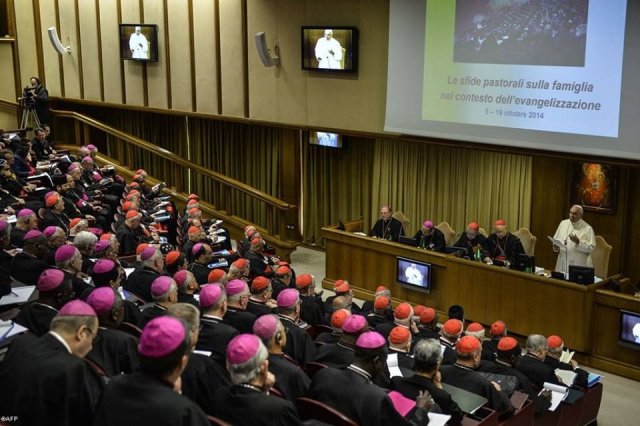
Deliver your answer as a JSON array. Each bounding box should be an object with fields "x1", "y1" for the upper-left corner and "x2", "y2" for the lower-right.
[
  {"x1": 0, "y1": 320, "x2": 28, "y2": 341},
  {"x1": 539, "y1": 382, "x2": 568, "y2": 411},
  {"x1": 6, "y1": 215, "x2": 16, "y2": 224},
  {"x1": 353, "y1": 232, "x2": 367, "y2": 236},
  {"x1": 0, "y1": 285, "x2": 35, "y2": 306},
  {"x1": 428, "y1": 413, "x2": 452, "y2": 426},
  {"x1": 208, "y1": 259, "x2": 228, "y2": 269},
  {"x1": 555, "y1": 369, "x2": 577, "y2": 386},
  {"x1": 386, "y1": 353, "x2": 404, "y2": 378}
]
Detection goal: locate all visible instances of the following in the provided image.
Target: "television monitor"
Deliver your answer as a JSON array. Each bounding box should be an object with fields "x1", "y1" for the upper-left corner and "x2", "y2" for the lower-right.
[
  {"x1": 568, "y1": 265, "x2": 595, "y2": 284},
  {"x1": 398, "y1": 236, "x2": 418, "y2": 247},
  {"x1": 619, "y1": 310, "x2": 640, "y2": 349},
  {"x1": 301, "y1": 26, "x2": 358, "y2": 72},
  {"x1": 309, "y1": 131, "x2": 342, "y2": 148},
  {"x1": 120, "y1": 24, "x2": 158, "y2": 62},
  {"x1": 513, "y1": 254, "x2": 536, "y2": 273},
  {"x1": 396, "y1": 257, "x2": 432, "y2": 293}
]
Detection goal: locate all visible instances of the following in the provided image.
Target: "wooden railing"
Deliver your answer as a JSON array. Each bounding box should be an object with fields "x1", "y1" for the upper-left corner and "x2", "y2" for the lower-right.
[{"x1": 0, "y1": 97, "x2": 300, "y2": 257}]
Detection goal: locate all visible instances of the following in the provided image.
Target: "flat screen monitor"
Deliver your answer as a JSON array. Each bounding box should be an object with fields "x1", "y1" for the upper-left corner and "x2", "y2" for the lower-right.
[
  {"x1": 513, "y1": 254, "x2": 536, "y2": 273},
  {"x1": 619, "y1": 310, "x2": 640, "y2": 349},
  {"x1": 568, "y1": 265, "x2": 595, "y2": 284},
  {"x1": 120, "y1": 24, "x2": 158, "y2": 62},
  {"x1": 301, "y1": 26, "x2": 358, "y2": 72},
  {"x1": 396, "y1": 257, "x2": 432, "y2": 293},
  {"x1": 309, "y1": 131, "x2": 342, "y2": 148},
  {"x1": 398, "y1": 236, "x2": 418, "y2": 247}
]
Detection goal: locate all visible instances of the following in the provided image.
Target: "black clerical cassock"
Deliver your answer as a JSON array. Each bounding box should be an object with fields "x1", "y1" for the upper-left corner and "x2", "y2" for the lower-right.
[
  {"x1": 483, "y1": 233, "x2": 525, "y2": 264},
  {"x1": 14, "y1": 302, "x2": 58, "y2": 336},
  {"x1": 0, "y1": 333, "x2": 103, "y2": 426},
  {"x1": 87, "y1": 327, "x2": 140, "y2": 377},
  {"x1": 211, "y1": 384, "x2": 300, "y2": 425},
  {"x1": 279, "y1": 315, "x2": 317, "y2": 365},
  {"x1": 268, "y1": 353, "x2": 311, "y2": 401},
  {"x1": 93, "y1": 372, "x2": 210, "y2": 426},
  {"x1": 181, "y1": 352, "x2": 231, "y2": 415},
  {"x1": 369, "y1": 217, "x2": 404, "y2": 241}
]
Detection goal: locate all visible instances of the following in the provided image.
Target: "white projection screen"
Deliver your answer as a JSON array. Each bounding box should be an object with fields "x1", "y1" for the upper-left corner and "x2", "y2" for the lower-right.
[{"x1": 385, "y1": 0, "x2": 640, "y2": 160}]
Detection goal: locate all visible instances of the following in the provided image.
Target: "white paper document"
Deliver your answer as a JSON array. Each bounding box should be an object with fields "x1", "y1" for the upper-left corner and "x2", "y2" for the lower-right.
[
  {"x1": 427, "y1": 413, "x2": 451, "y2": 426},
  {"x1": 555, "y1": 369, "x2": 577, "y2": 386},
  {"x1": 539, "y1": 382, "x2": 568, "y2": 411},
  {"x1": 0, "y1": 286, "x2": 35, "y2": 306},
  {"x1": 0, "y1": 320, "x2": 28, "y2": 340},
  {"x1": 386, "y1": 353, "x2": 404, "y2": 378},
  {"x1": 547, "y1": 236, "x2": 566, "y2": 250}
]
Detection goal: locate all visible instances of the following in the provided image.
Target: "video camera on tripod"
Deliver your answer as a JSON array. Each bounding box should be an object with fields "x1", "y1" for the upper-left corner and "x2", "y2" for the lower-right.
[{"x1": 20, "y1": 86, "x2": 37, "y2": 110}]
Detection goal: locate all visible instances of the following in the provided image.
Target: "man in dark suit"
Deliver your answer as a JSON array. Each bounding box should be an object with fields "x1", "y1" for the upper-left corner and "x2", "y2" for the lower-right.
[
  {"x1": 276, "y1": 288, "x2": 316, "y2": 365},
  {"x1": 392, "y1": 338, "x2": 464, "y2": 425},
  {"x1": 483, "y1": 219, "x2": 525, "y2": 266},
  {"x1": 413, "y1": 220, "x2": 446, "y2": 252},
  {"x1": 545, "y1": 335, "x2": 589, "y2": 388},
  {"x1": 453, "y1": 222, "x2": 488, "y2": 260},
  {"x1": 296, "y1": 273, "x2": 327, "y2": 326},
  {"x1": 93, "y1": 316, "x2": 210, "y2": 426},
  {"x1": 309, "y1": 331, "x2": 432, "y2": 425},
  {"x1": 197, "y1": 283, "x2": 239, "y2": 366},
  {"x1": 516, "y1": 334, "x2": 562, "y2": 389},
  {"x1": 0, "y1": 300, "x2": 104, "y2": 426},
  {"x1": 15, "y1": 268, "x2": 74, "y2": 336},
  {"x1": 223, "y1": 279, "x2": 257, "y2": 334},
  {"x1": 116, "y1": 210, "x2": 144, "y2": 256},
  {"x1": 86, "y1": 287, "x2": 140, "y2": 377},
  {"x1": 440, "y1": 319, "x2": 464, "y2": 365},
  {"x1": 212, "y1": 334, "x2": 300, "y2": 425},
  {"x1": 125, "y1": 246, "x2": 165, "y2": 302},
  {"x1": 10, "y1": 229, "x2": 49, "y2": 285},
  {"x1": 368, "y1": 205, "x2": 405, "y2": 241},
  {"x1": 388, "y1": 326, "x2": 415, "y2": 370},
  {"x1": 253, "y1": 314, "x2": 310, "y2": 402},
  {"x1": 440, "y1": 336, "x2": 515, "y2": 420}
]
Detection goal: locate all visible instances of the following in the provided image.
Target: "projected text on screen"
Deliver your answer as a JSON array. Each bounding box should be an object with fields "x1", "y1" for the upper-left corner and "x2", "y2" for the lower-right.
[{"x1": 422, "y1": 0, "x2": 627, "y2": 137}]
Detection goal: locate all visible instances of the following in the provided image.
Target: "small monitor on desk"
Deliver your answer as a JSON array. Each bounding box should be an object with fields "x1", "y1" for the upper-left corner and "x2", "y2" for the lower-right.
[
  {"x1": 619, "y1": 310, "x2": 640, "y2": 349},
  {"x1": 444, "y1": 246, "x2": 468, "y2": 257},
  {"x1": 396, "y1": 257, "x2": 432, "y2": 293},
  {"x1": 513, "y1": 254, "x2": 536, "y2": 273},
  {"x1": 568, "y1": 266, "x2": 595, "y2": 284},
  {"x1": 398, "y1": 236, "x2": 417, "y2": 247}
]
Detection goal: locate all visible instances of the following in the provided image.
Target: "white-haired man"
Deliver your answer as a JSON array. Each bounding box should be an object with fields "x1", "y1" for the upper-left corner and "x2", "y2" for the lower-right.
[
  {"x1": 129, "y1": 26, "x2": 149, "y2": 59},
  {"x1": 552, "y1": 205, "x2": 596, "y2": 276},
  {"x1": 211, "y1": 334, "x2": 300, "y2": 425}
]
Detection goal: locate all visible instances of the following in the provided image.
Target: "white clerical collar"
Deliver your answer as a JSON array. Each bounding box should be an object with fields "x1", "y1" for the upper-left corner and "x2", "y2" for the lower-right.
[
  {"x1": 49, "y1": 331, "x2": 72, "y2": 354},
  {"x1": 203, "y1": 314, "x2": 223, "y2": 321},
  {"x1": 347, "y1": 364, "x2": 372, "y2": 382}
]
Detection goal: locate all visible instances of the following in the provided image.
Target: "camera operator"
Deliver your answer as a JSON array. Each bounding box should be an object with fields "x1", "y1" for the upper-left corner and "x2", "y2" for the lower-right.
[{"x1": 23, "y1": 76, "x2": 49, "y2": 124}]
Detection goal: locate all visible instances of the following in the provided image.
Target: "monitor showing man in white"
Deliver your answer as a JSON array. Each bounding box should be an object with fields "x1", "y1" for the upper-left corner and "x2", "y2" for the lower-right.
[{"x1": 315, "y1": 29, "x2": 343, "y2": 69}]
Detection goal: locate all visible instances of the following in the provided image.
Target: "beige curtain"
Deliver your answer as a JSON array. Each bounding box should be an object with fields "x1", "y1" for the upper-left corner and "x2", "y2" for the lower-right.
[
  {"x1": 369, "y1": 139, "x2": 532, "y2": 237},
  {"x1": 302, "y1": 137, "x2": 373, "y2": 245},
  {"x1": 188, "y1": 118, "x2": 281, "y2": 227}
]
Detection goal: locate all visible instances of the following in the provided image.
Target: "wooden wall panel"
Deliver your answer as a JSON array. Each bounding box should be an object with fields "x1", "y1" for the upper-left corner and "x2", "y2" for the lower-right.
[
  {"x1": 58, "y1": 0, "x2": 81, "y2": 98},
  {"x1": 13, "y1": 1, "x2": 38, "y2": 87},
  {"x1": 142, "y1": 0, "x2": 168, "y2": 109},
  {"x1": 166, "y1": 0, "x2": 191, "y2": 111},
  {"x1": 218, "y1": 0, "x2": 245, "y2": 117},
  {"x1": 0, "y1": 44, "x2": 16, "y2": 108},
  {"x1": 120, "y1": 0, "x2": 143, "y2": 106},
  {"x1": 192, "y1": 0, "x2": 218, "y2": 114},
  {"x1": 98, "y1": 0, "x2": 123, "y2": 104},
  {"x1": 39, "y1": 0, "x2": 62, "y2": 96},
  {"x1": 77, "y1": 0, "x2": 101, "y2": 101}
]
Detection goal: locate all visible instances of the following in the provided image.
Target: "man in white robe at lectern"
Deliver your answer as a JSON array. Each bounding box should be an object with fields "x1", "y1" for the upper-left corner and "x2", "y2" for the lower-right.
[
  {"x1": 552, "y1": 205, "x2": 596, "y2": 276},
  {"x1": 315, "y1": 29, "x2": 343, "y2": 69}
]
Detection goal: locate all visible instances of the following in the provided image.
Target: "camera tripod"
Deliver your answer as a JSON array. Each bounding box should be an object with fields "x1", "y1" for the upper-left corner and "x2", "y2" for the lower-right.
[{"x1": 19, "y1": 99, "x2": 41, "y2": 130}]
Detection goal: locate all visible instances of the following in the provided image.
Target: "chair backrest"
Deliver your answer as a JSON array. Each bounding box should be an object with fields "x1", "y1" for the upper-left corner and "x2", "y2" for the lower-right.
[
  {"x1": 118, "y1": 321, "x2": 142, "y2": 338},
  {"x1": 304, "y1": 361, "x2": 328, "y2": 379},
  {"x1": 296, "y1": 397, "x2": 358, "y2": 426},
  {"x1": 306, "y1": 324, "x2": 333, "y2": 340},
  {"x1": 592, "y1": 235, "x2": 613, "y2": 278},
  {"x1": 479, "y1": 227, "x2": 488, "y2": 238},
  {"x1": 392, "y1": 211, "x2": 410, "y2": 235},
  {"x1": 513, "y1": 227, "x2": 537, "y2": 256},
  {"x1": 436, "y1": 221, "x2": 457, "y2": 246}
]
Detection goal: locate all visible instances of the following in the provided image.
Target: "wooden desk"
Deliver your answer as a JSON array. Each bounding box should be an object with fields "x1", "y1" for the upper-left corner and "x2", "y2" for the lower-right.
[
  {"x1": 322, "y1": 224, "x2": 609, "y2": 352},
  {"x1": 590, "y1": 289, "x2": 640, "y2": 380}
]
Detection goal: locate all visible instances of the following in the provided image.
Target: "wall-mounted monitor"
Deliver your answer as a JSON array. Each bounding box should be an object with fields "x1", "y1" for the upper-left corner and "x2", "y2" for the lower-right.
[
  {"x1": 396, "y1": 257, "x2": 432, "y2": 293},
  {"x1": 309, "y1": 131, "x2": 342, "y2": 148},
  {"x1": 619, "y1": 310, "x2": 640, "y2": 349},
  {"x1": 120, "y1": 24, "x2": 158, "y2": 62},
  {"x1": 301, "y1": 26, "x2": 358, "y2": 72}
]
